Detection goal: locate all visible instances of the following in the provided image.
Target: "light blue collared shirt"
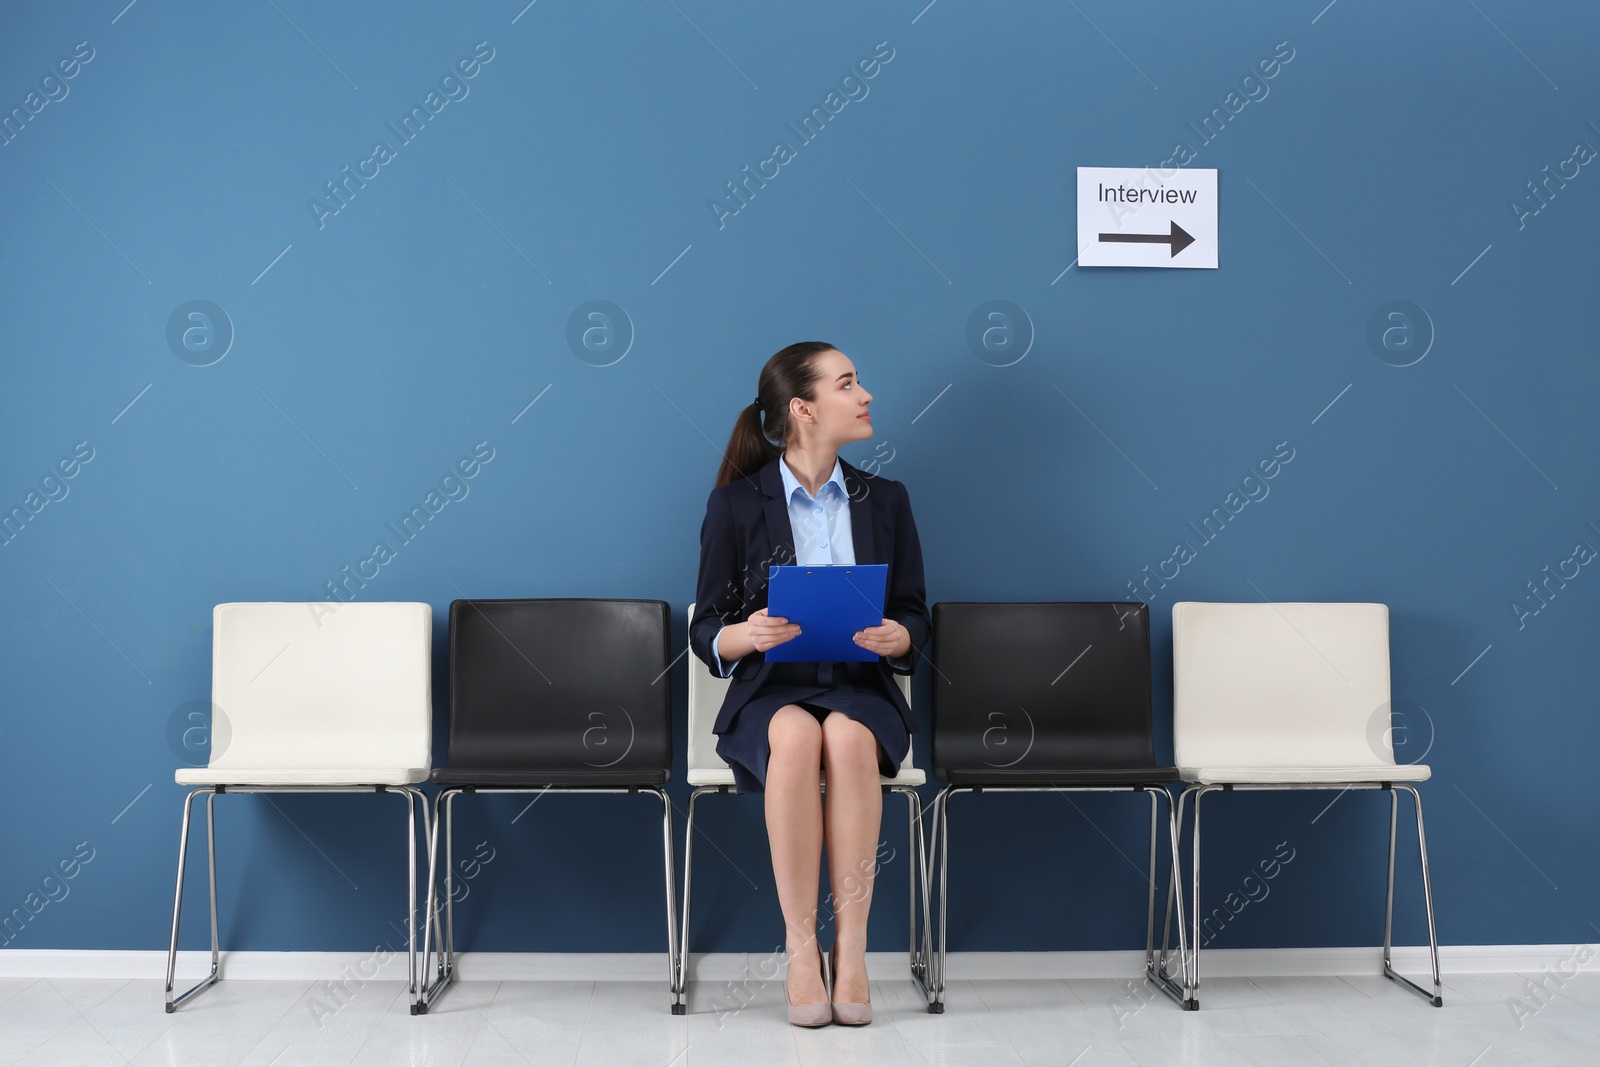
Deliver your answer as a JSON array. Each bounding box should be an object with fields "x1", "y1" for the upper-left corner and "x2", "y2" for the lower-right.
[{"x1": 712, "y1": 452, "x2": 865, "y2": 677}]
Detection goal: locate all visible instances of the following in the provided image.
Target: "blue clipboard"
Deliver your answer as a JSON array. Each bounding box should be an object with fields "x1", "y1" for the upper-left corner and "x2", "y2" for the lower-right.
[{"x1": 764, "y1": 563, "x2": 888, "y2": 662}]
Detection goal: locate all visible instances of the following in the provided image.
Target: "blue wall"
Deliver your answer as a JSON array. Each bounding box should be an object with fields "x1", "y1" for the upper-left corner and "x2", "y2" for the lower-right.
[{"x1": 2, "y1": 0, "x2": 1596, "y2": 957}]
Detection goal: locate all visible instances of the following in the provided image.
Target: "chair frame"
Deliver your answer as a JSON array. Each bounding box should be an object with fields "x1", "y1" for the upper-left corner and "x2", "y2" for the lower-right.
[
  {"x1": 930, "y1": 783, "x2": 1188, "y2": 1011},
  {"x1": 164, "y1": 783, "x2": 431, "y2": 1012},
  {"x1": 678, "y1": 778, "x2": 935, "y2": 1011},
  {"x1": 416, "y1": 784, "x2": 682, "y2": 1013},
  {"x1": 1162, "y1": 780, "x2": 1441, "y2": 1009}
]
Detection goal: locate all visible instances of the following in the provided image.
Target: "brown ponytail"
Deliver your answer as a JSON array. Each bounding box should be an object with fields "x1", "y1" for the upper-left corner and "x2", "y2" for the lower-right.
[{"x1": 714, "y1": 341, "x2": 835, "y2": 488}]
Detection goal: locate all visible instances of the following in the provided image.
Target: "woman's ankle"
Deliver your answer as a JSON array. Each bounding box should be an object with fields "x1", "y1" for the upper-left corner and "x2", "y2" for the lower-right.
[
  {"x1": 831, "y1": 932, "x2": 868, "y2": 957},
  {"x1": 785, "y1": 936, "x2": 821, "y2": 961}
]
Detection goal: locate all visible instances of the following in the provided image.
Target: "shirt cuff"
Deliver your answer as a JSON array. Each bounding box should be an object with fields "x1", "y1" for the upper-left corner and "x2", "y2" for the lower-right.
[{"x1": 712, "y1": 621, "x2": 736, "y2": 678}]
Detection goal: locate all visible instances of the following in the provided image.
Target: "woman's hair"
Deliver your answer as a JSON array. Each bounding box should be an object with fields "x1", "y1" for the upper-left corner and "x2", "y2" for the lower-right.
[{"x1": 714, "y1": 341, "x2": 836, "y2": 488}]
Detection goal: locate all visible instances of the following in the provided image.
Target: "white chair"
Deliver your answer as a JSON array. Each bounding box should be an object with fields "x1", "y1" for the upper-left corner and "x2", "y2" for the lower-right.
[
  {"x1": 165, "y1": 602, "x2": 433, "y2": 1012},
  {"x1": 679, "y1": 603, "x2": 934, "y2": 1008},
  {"x1": 1165, "y1": 601, "x2": 1440, "y2": 1008}
]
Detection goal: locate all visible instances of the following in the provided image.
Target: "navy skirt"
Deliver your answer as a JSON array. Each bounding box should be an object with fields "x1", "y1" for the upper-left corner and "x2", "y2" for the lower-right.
[{"x1": 715, "y1": 659, "x2": 910, "y2": 795}]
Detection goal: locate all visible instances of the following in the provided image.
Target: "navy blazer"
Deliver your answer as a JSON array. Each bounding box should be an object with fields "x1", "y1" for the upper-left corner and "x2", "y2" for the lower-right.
[{"x1": 691, "y1": 454, "x2": 931, "y2": 737}]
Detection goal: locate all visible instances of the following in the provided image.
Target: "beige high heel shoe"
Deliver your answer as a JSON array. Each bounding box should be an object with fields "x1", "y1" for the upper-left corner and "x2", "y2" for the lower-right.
[
  {"x1": 785, "y1": 945, "x2": 831, "y2": 1028},
  {"x1": 828, "y1": 943, "x2": 872, "y2": 1026}
]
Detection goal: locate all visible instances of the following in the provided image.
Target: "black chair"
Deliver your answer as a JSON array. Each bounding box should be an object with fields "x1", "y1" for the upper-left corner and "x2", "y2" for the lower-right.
[
  {"x1": 416, "y1": 598, "x2": 682, "y2": 1014},
  {"x1": 928, "y1": 601, "x2": 1188, "y2": 1010}
]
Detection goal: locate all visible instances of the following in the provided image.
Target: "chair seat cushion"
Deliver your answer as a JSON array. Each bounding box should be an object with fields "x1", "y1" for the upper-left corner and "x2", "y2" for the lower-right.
[
  {"x1": 939, "y1": 766, "x2": 1180, "y2": 787},
  {"x1": 431, "y1": 767, "x2": 668, "y2": 788},
  {"x1": 174, "y1": 766, "x2": 428, "y2": 787},
  {"x1": 686, "y1": 768, "x2": 925, "y2": 789},
  {"x1": 1180, "y1": 763, "x2": 1431, "y2": 784},
  {"x1": 687, "y1": 768, "x2": 736, "y2": 788}
]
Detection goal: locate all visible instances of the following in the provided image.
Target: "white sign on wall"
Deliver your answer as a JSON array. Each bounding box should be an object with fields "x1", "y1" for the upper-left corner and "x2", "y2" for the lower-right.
[{"x1": 1076, "y1": 166, "x2": 1218, "y2": 269}]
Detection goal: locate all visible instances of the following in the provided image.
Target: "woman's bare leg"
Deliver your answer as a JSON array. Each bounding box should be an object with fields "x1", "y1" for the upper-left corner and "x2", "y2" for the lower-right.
[
  {"x1": 766, "y1": 704, "x2": 826, "y2": 1003},
  {"x1": 821, "y1": 711, "x2": 883, "y2": 1004}
]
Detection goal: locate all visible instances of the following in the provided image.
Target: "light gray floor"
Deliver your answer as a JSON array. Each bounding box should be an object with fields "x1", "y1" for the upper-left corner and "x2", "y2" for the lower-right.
[{"x1": 0, "y1": 970, "x2": 1593, "y2": 1066}]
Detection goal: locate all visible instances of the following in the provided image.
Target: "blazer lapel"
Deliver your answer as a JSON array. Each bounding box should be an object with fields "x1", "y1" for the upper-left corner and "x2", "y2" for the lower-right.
[
  {"x1": 759, "y1": 457, "x2": 797, "y2": 573},
  {"x1": 843, "y1": 460, "x2": 877, "y2": 566}
]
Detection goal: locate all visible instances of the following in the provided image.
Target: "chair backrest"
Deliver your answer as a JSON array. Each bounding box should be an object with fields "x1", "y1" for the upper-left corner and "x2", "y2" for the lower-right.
[
  {"x1": 445, "y1": 599, "x2": 672, "y2": 773},
  {"x1": 930, "y1": 601, "x2": 1158, "y2": 775},
  {"x1": 686, "y1": 602, "x2": 912, "y2": 776},
  {"x1": 208, "y1": 602, "x2": 432, "y2": 773},
  {"x1": 1171, "y1": 601, "x2": 1395, "y2": 769}
]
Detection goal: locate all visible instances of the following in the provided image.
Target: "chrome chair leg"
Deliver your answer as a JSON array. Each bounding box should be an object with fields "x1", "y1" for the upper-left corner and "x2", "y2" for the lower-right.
[
  {"x1": 1408, "y1": 786, "x2": 1444, "y2": 1001},
  {"x1": 654, "y1": 787, "x2": 685, "y2": 1014},
  {"x1": 415, "y1": 787, "x2": 452, "y2": 1015},
  {"x1": 931, "y1": 785, "x2": 955, "y2": 1012},
  {"x1": 426, "y1": 790, "x2": 449, "y2": 983},
  {"x1": 1186, "y1": 785, "x2": 1211, "y2": 1010},
  {"x1": 423, "y1": 801, "x2": 441, "y2": 987},
  {"x1": 165, "y1": 787, "x2": 219, "y2": 1012},
  {"x1": 905, "y1": 789, "x2": 917, "y2": 978},
  {"x1": 404, "y1": 787, "x2": 419, "y2": 1004},
  {"x1": 1160, "y1": 785, "x2": 1197, "y2": 1003},
  {"x1": 417, "y1": 787, "x2": 432, "y2": 990},
  {"x1": 1143, "y1": 786, "x2": 1186, "y2": 1007},
  {"x1": 416, "y1": 791, "x2": 442, "y2": 1014},
  {"x1": 678, "y1": 786, "x2": 710, "y2": 1006},
  {"x1": 906, "y1": 788, "x2": 936, "y2": 1010},
  {"x1": 418, "y1": 788, "x2": 468, "y2": 1014},
  {"x1": 1158, "y1": 785, "x2": 1195, "y2": 1001},
  {"x1": 206, "y1": 792, "x2": 218, "y2": 981},
  {"x1": 444, "y1": 791, "x2": 456, "y2": 982},
  {"x1": 1164, "y1": 784, "x2": 1213, "y2": 1008},
  {"x1": 1384, "y1": 784, "x2": 1443, "y2": 1006},
  {"x1": 1383, "y1": 786, "x2": 1398, "y2": 967},
  {"x1": 893, "y1": 787, "x2": 936, "y2": 1010},
  {"x1": 916, "y1": 789, "x2": 934, "y2": 993},
  {"x1": 1156, "y1": 810, "x2": 1177, "y2": 983},
  {"x1": 1143, "y1": 788, "x2": 1158, "y2": 971},
  {"x1": 1166, "y1": 787, "x2": 1188, "y2": 993}
]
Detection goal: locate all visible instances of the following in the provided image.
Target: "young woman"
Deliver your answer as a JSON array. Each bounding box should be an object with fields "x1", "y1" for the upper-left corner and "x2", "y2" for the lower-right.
[{"x1": 689, "y1": 341, "x2": 931, "y2": 1027}]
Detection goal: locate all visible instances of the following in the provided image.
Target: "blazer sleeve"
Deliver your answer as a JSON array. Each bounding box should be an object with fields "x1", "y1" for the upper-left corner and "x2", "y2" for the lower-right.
[
  {"x1": 690, "y1": 485, "x2": 745, "y2": 676},
  {"x1": 882, "y1": 479, "x2": 931, "y2": 675}
]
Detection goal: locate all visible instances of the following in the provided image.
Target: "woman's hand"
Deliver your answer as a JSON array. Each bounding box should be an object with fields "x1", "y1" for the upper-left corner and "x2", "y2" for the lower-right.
[
  {"x1": 745, "y1": 607, "x2": 802, "y2": 652},
  {"x1": 854, "y1": 618, "x2": 910, "y2": 659}
]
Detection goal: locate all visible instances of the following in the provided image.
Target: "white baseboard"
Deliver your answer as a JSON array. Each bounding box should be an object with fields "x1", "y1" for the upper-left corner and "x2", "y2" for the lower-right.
[{"x1": 0, "y1": 946, "x2": 1591, "y2": 982}]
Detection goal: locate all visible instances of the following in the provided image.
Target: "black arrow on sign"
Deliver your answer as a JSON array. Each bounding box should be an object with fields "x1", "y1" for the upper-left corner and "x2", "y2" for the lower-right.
[{"x1": 1097, "y1": 221, "x2": 1195, "y2": 257}]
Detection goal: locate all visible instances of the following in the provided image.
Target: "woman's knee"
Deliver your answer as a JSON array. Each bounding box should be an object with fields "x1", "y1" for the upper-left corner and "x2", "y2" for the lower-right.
[
  {"x1": 820, "y1": 712, "x2": 879, "y2": 767},
  {"x1": 768, "y1": 704, "x2": 822, "y2": 759}
]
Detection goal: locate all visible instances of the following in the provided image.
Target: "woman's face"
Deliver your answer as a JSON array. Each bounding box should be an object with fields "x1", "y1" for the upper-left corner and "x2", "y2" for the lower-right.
[{"x1": 792, "y1": 349, "x2": 873, "y2": 447}]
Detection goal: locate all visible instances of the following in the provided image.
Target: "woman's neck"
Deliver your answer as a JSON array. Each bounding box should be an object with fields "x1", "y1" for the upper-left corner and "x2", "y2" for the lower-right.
[{"x1": 781, "y1": 446, "x2": 839, "y2": 499}]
